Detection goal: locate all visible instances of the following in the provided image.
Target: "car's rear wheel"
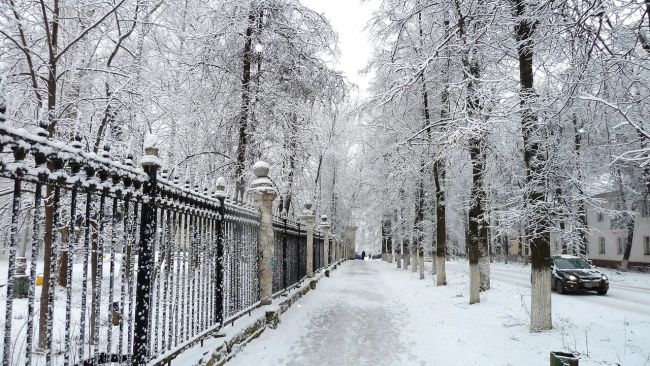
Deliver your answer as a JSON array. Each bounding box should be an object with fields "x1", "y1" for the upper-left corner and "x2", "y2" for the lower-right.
[{"x1": 556, "y1": 279, "x2": 565, "y2": 294}]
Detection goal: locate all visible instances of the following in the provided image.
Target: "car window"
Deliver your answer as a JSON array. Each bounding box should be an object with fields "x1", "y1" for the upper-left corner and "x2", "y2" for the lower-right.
[{"x1": 553, "y1": 258, "x2": 591, "y2": 269}]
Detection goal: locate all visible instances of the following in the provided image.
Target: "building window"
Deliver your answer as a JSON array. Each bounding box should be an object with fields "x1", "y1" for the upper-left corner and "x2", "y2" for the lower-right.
[
  {"x1": 615, "y1": 202, "x2": 623, "y2": 211},
  {"x1": 642, "y1": 201, "x2": 650, "y2": 217},
  {"x1": 599, "y1": 237, "x2": 606, "y2": 254},
  {"x1": 617, "y1": 237, "x2": 625, "y2": 254},
  {"x1": 554, "y1": 240, "x2": 559, "y2": 251},
  {"x1": 645, "y1": 237, "x2": 650, "y2": 255},
  {"x1": 597, "y1": 212, "x2": 604, "y2": 222}
]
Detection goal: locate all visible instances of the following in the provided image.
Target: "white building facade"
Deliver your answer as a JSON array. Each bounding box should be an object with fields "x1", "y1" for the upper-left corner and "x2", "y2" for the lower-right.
[{"x1": 551, "y1": 191, "x2": 650, "y2": 268}]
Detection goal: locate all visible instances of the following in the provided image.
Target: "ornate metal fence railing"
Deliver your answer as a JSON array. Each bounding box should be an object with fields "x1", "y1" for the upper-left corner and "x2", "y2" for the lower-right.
[
  {"x1": 0, "y1": 121, "x2": 312, "y2": 365},
  {"x1": 271, "y1": 218, "x2": 307, "y2": 294},
  {"x1": 314, "y1": 232, "x2": 324, "y2": 272},
  {"x1": 0, "y1": 122, "x2": 150, "y2": 366}
]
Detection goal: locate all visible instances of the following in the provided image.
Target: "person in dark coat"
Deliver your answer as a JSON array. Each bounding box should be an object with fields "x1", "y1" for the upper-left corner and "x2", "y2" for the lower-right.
[{"x1": 361, "y1": 250, "x2": 366, "y2": 260}]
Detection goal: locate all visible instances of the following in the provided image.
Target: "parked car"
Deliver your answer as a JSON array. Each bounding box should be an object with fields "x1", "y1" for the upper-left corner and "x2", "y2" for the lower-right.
[
  {"x1": 354, "y1": 252, "x2": 363, "y2": 260},
  {"x1": 551, "y1": 255, "x2": 609, "y2": 295}
]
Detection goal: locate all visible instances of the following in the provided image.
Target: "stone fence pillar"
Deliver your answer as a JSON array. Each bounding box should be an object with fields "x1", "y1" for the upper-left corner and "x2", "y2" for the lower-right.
[
  {"x1": 248, "y1": 161, "x2": 277, "y2": 305},
  {"x1": 321, "y1": 215, "x2": 331, "y2": 267},
  {"x1": 344, "y1": 226, "x2": 358, "y2": 259},
  {"x1": 300, "y1": 203, "x2": 315, "y2": 277}
]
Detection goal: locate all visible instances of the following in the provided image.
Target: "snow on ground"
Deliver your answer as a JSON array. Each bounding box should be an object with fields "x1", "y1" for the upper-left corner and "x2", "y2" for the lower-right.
[
  {"x1": 0, "y1": 257, "x2": 128, "y2": 365},
  {"x1": 227, "y1": 259, "x2": 650, "y2": 366}
]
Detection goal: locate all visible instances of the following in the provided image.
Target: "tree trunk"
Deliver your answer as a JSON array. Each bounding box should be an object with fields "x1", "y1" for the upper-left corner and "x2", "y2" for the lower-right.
[
  {"x1": 394, "y1": 212, "x2": 402, "y2": 268},
  {"x1": 454, "y1": 0, "x2": 488, "y2": 302},
  {"x1": 434, "y1": 159, "x2": 446, "y2": 286},
  {"x1": 235, "y1": 8, "x2": 257, "y2": 202},
  {"x1": 404, "y1": 238, "x2": 410, "y2": 270},
  {"x1": 282, "y1": 113, "x2": 299, "y2": 214},
  {"x1": 435, "y1": 16, "x2": 450, "y2": 285},
  {"x1": 56, "y1": 227, "x2": 70, "y2": 287},
  {"x1": 396, "y1": 236, "x2": 402, "y2": 269},
  {"x1": 620, "y1": 216, "x2": 635, "y2": 269},
  {"x1": 514, "y1": 0, "x2": 552, "y2": 331},
  {"x1": 387, "y1": 230, "x2": 393, "y2": 263},
  {"x1": 468, "y1": 140, "x2": 486, "y2": 304},
  {"x1": 381, "y1": 220, "x2": 387, "y2": 261},
  {"x1": 39, "y1": 0, "x2": 61, "y2": 348},
  {"x1": 503, "y1": 235, "x2": 509, "y2": 264},
  {"x1": 479, "y1": 188, "x2": 490, "y2": 290},
  {"x1": 411, "y1": 242, "x2": 418, "y2": 273},
  {"x1": 413, "y1": 2, "x2": 427, "y2": 279},
  {"x1": 466, "y1": 56, "x2": 486, "y2": 303},
  {"x1": 572, "y1": 115, "x2": 589, "y2": 256}
]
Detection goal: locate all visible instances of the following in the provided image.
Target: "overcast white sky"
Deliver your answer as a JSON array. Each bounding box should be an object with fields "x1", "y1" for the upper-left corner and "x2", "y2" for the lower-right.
[
  {"x1": 299, "y1": 1, "x2": 379, "y2": 249},
  {"x1": 300, "y1": 0, "x2": 378, "y2": 97}
]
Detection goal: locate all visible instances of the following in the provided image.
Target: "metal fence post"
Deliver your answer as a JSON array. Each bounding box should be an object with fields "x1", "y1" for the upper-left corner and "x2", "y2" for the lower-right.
[
  {"x1": 282, "y1": 216, "x2": 288, "y2": 290},
  {"x1": 295, "y1": 222, "x2": 301, "y2": 283},
  {"x1": 214, "y1": 177, "x2": 227, "y2": 325},
  {"x1": 133, "y1": 137, "x2": 161, "y2": 365}
]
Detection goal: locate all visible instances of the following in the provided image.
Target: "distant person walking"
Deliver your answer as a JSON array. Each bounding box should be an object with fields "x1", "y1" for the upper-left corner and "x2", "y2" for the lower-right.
[{"x1": 362, "y1": 251, "x2": 366, "y2": 260}]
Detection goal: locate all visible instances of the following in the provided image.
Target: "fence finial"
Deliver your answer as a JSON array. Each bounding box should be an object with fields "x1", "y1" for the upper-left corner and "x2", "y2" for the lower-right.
[
  {"x1": 100, "y1": 144, "x2": 111, "y2": 159},
  {"x1": 38, "y1": 104, "x2": 49, "y2": 132},
  {"x1": 302, "y1": 202, "x2": 314, "y2": 216},
  {"x1": 215, "y1": 176, "x2": 227, "y2": 198},
  {"x1": 141, "y1": 133, "x2": 161, "y2": 168},
  {"x1": 71, "y1": 133, "x2": 83, "y2": 149},
  {"x1": 248, "y1": 160, "x2": 276, "y2": 194},
  {"x1": 124, "y1": 153, "x2": 134, "y2": 167}
]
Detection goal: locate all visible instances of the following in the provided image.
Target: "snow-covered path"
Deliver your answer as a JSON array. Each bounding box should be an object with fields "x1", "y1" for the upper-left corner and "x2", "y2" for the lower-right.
[
  {"x1": 228, "y1": 260, "x2": 424, "y2": 365},
  {"x1": 228, "y1": 260, "x2": 650, "y2": 366}
]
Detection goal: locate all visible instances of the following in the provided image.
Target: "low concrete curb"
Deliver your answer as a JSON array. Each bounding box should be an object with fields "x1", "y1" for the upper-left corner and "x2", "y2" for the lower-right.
[{"x1": 200, "y1": 259, "x2": 346, "y2": 366}]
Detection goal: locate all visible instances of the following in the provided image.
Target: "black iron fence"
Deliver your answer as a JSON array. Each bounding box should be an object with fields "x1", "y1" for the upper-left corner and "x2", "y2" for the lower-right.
[
  {"x1": 314, "y1": 232, "x2": 325, "y2": 273},
  {"x1": 0, "y1": 121, "x2": 313, "y2": 365},
  {"x1": 272, "y1": 219, "x2": 305, "y2": 294}
]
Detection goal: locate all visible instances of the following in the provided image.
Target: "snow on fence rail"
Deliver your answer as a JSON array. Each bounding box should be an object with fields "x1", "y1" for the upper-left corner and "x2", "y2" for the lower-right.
[{"x1": 0, "y1": 121, "x2": 310, "y2": 365}]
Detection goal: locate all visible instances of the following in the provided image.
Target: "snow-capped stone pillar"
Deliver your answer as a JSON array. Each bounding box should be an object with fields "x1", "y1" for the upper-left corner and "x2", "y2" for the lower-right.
[
  {"x1": 321, "y1": 215, "x2": 331, "y2": 267},
  {"x1": 344, "y1": 226, "x2": 358, "y2": 259},
  {"x1": 300, "y1": 203, "x2": 316, "y2": 277},
  {"x1": 247, "y1": 161, "x2": 278, "y2": 305}
]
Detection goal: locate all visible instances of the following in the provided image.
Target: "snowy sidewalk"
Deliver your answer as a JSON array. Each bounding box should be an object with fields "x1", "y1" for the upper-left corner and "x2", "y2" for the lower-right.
[
  {"x1": 228, "y1": 260, "x2": 650, "y2": 366},
  {"x1": 228, "y1": 260, "x2": 423, "y2": 365}
]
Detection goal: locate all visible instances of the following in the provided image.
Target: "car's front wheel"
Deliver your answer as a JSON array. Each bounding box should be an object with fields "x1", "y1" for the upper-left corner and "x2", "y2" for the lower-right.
[
  {"x1": 556, "y1": 279, "x2": 565, "y2": 294},
  {"x1": 597, "y1": 288, "x2": 607, "y2": 295}
]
